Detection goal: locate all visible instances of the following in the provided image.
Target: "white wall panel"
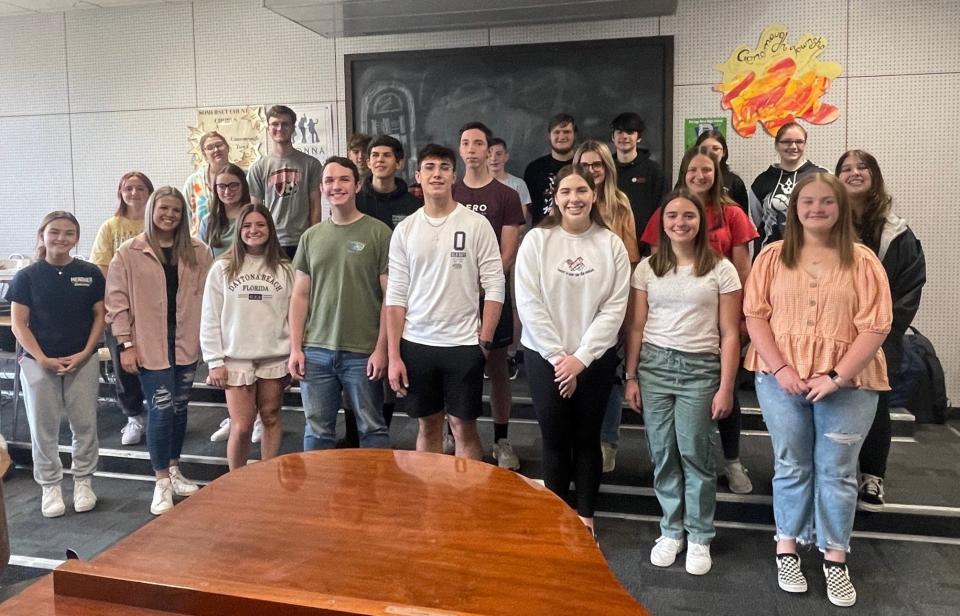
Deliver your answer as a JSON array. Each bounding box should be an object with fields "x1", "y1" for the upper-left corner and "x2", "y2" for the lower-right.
[
  {"x1": 195, "y1": 0, "x2": 336, "y2": 107},
  {"x1": 848, "y1": 74, "x2": 960, "y2": 402},
  {"x1": 70, "y1": 108, "x2": 196, "y2": 257},
  {"x1": 0, "y1": 115, "x2": 73, "y2": 257},
  {"x1": 848, "y1": 0, "x2": 960, "y2": 76},
  {"x1": 0, "y1": 13, "x2": 68, "y2": 116},
  {"x1": 662, "y1": 0, "x2": 847, "y2": 86},
  {"x1": 66, "y1": 2, "x2": 195, "y2": 112}
]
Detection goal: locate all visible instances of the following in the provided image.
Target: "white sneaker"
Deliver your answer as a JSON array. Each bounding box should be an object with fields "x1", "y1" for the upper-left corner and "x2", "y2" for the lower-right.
[
  {"x1": 151, "y1": 478, "x2": 173, "y2": 515},
  {"x1": 73, "y1": 477, "x2": 97, "y2": 513},
  {"x1": 251, "y1": 416, "x2": 263, "y2": 444},
  {"x1": 650, "y1": 535, "x2": 685, "y2": 567},
  {"x1": 685, "y1": 542, "x2": 712, "y2": 575},
  {"x1": 209, "y1": 418, "x2": 230, "y2": 442},
  {"x1": 120, "y1": 415, "x2": 144, "y2": 446},
  {"x1": 41, "y1": 484, "x2": 66, "y2": 518},
  {"x1": 724, "y1": 459, "x2": 753, "y2": 494},
  {"x1": 168, "y1": 465, "x2": 198, "y2": 496},
  {"x1": 601, "y1": 441, "x2": 617, "y2": 473},
  {"x1": 492, "y1": 439, "x2": 520, "y2": 471}
]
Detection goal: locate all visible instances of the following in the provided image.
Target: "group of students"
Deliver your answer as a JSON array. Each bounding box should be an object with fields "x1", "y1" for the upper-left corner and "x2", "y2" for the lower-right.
[{"x1": 5, "y1": 105, "x2": 925, "y2": 609}]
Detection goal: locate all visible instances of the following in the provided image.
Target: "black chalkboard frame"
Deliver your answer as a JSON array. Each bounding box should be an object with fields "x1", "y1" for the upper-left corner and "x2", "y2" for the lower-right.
[{"x1": 345, "y1": 36, "x2": 674, "y2": 182}]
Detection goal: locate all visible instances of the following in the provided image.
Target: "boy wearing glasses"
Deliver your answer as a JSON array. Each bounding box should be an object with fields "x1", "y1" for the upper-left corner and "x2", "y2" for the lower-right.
[{"x1": 247, "y1": 105, "x2": 323, "y2": 258}]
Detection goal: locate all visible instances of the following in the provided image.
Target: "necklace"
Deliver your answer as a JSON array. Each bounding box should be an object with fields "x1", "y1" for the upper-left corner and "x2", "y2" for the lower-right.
[
  {"x1": 46, "y1": 259, "x2": 71, "y2": 276},
  {"x1": 424, "y1": 211, "x2": 452, "y2": 243}
]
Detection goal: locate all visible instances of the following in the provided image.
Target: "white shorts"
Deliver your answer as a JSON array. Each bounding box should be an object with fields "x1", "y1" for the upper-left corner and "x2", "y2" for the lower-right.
[{"x1": 223, "y1": 356, "x2": 289, "y2": 387}]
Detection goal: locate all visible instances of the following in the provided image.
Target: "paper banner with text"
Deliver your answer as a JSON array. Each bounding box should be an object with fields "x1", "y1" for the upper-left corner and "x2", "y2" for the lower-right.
[
  {"x1": 188, "y1": 106, "x2": 266, "y2": 170},
  {"x1": 684, "y1": 117, "x2": 727, "y2": 150},
  {"x1": 713, "y1": 24, "x2": 842, "y2": 138}
]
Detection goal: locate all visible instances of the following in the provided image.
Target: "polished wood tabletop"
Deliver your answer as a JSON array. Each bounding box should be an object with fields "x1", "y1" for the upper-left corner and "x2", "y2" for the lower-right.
[{"x1": 0, "y1": 450, "x2": 648, "y2": 615}]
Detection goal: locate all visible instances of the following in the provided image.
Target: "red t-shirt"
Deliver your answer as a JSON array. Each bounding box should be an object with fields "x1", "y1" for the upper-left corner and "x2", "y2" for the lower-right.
[
  {"x1": 452, "y1": 178, "x2": 525, "y2": 245},
  {"x1": 640, "y1": 202, "x2": 758, "y2": 258}
]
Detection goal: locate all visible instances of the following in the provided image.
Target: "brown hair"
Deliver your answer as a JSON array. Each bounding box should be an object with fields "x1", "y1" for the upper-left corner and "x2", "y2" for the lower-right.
[
  {"x1": 35, "y1": 211, "x2": 80, "y2": 261},
  {"x1": 572, "y1": 140, "x2": 632, "y2": 234},
  {"x1": 115, "y1": 171, "x2": 154, "y2": 218},
  {"x1": 649, "y1": 189, "x2": 721, "y2": 278},
  {"x1": 205, "y1": 164, "x2": 250, "y2": 250},
  {"x1": 266, "y1": 105, "x2": 296, "y2": 125},
  {"x1": 538, "y1": 164, "x2": 608, "y2": 230},
  {"x1": 780, "y1": 173, "x2": 856, "y2": 269},
  {"x1": 835, "y1": 149, "x2": 892, "y2": 250},
  {"x1": 223, "y1": 203, "x2": 291, "y2": 283},
  {"x1": 144, "y1": 187, "x2": 198, "y2": 268},
  {"x1": 674, "y1": 145, "x2": 734, "y2": 229},
  {"x1": 774, "y1": 121, "x2": 808, "y2": 143}
]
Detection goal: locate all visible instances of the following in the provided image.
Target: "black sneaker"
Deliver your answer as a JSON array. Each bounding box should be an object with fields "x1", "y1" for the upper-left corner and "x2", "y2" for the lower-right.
[
  {"x1": 823, "y1": 561, "x2": 856, "y2": 607},
  {"x1": 776, "y1": 553, "x2": 807, "y2": 593},
  {"x1": 507, "y1": 355, "x2": 519, "y2": 380},
  {"x1": 857, "y1": 474, "x2": 885, "y2": 512}
]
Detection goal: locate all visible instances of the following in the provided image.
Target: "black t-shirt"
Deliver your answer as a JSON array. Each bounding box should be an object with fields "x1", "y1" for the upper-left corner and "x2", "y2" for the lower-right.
[
  {"x1": 356, "y1": 176, "x2": 422, "y2": 230},
  {"x1": 161, "y1": 248, "x2": 178, "y2": 334},
  {"x1": 523, "y1": 155, "x2": 569, "y2": 227},
  {"x1": 4, "y1": 259, "x2": 105, "y2": 359},
  {"x1": 615, "y1": 149, "x2": 667, "y2": 242}
]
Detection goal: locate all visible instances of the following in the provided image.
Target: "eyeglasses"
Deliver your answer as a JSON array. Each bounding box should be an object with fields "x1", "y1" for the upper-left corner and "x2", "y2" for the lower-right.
[
  {"x1": 215, "y1": 182, "x2": 241, "y2": 192},
  {"x1": 778, "y1": 139, "x2": 806, "y2": 146},
  {"x1": 203, "y1": 142, "x2": 228, "y2": 152},
  {"x1": 580, "y1": 161, "x2": 605, "y2": 172}
]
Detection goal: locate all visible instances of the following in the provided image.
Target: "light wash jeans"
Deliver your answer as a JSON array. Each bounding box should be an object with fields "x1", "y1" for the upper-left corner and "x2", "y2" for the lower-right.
[
  {"x1": 300, "y1": 347, "x2": 389, "y2": 450},
  {"x1": 638, "y1": 343, "x2": 720, "y2": 545},
  {"x1": 20, "y1": 354, "x2": 100, "y2": 485},
  {"x1": 756, "y1": 372, "x2": 878, "y2": 553},
  {"x1": 138, "y1": 337, "x2": 197, "y2": 473}
]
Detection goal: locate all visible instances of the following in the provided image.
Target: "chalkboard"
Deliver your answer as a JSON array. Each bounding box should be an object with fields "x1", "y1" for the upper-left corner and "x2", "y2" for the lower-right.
[{"x1": 346, "y1": 37, "x2": 674, "y2": 182}]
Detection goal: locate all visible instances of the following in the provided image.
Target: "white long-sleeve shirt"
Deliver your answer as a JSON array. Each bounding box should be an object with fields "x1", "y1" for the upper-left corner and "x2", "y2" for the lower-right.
[
  {"x1": 200, "y1": 256, "x2": 293, "y2": 367},
  {"x1": 515, "y1": 223, "x2": 630, "y2": 367},
  {"x1": 386, "y1": 204, "x2": 505, "y2": 347}
]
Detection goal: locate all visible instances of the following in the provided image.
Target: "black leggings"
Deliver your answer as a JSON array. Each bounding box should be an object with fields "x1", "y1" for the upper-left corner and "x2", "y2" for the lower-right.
[
  {"x1": 527, "y1": 347, "x2": 618, "y2": 518},
  {"x1": 858, "y1": 390, "x2": 891, "y2": 477},
  {"x1": 717, "y1": 394, "x2": 742, "y2": 460}
]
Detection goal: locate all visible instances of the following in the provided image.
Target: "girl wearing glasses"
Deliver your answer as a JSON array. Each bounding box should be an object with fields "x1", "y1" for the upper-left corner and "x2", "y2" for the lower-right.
[
  {"x1": 183, "y1": 131, "x2": 231, "y2": 236},
  {"x1": 571, "y1": 140, "x2": 639, "y2": 474},
  {"x1": 640, "y1": 146, "x2": 758, "y2": 493},
  {"x1": 199, "y1": 164, "x2": 250, "y2": 257},
  {"x1": 748, "y1": 122, "x2": 827, "y2": 248}
]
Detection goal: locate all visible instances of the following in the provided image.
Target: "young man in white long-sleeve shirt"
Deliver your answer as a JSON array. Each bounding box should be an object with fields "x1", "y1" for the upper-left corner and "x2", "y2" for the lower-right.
[
  {"x1": 287, "y1": 156, "x2": 392, "y2": 451},
  {"x1": 386, "y1": 144, "x2": 505, "y2": 460}
]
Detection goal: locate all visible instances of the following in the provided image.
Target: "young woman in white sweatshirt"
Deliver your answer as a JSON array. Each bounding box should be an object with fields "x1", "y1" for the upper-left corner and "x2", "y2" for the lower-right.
[
  {"x1": 624, "y1": 189, "x2": 742, "y2": 576},
  {"x1": 201, "y1": 203, "x2": 293, "y2": 470},
  {"x1": 515, "y1": 164, "x2": 630, "y2": 536}
]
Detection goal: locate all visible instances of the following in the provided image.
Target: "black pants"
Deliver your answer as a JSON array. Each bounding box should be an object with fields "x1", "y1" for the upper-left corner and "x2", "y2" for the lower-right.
[
  {"x1": 105, "y1": 328, "x2": 145, "y2": 417},
  {"x1": 527, "y1": 347, "x2": 618, "y2": 518},
  {"x1": 858, "y1": 390, "x2": 891, "y2": 477},
  {"x1": 717, "y1": 394, "x2": 742, "y2": 460}
]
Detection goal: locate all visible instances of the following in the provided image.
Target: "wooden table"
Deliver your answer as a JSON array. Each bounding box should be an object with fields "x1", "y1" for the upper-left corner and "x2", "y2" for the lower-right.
[{"x1": 0, "y1": 450, "x2": 648, "y2": 615}]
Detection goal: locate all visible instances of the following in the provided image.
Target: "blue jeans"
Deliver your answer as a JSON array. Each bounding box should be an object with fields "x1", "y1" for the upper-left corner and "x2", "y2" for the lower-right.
[
  {"x1": 300, "y1": 347, "x2": 389, "y2": 450},
  {"x1": 600, "y1": 342, "x2": 625, "y2": 445},
  {"x1": 138, "y1": 338, "x2": 197, "y2": 473},
  {"x1": 756, "y1": 372, "x2": 878, "y2": 553}
]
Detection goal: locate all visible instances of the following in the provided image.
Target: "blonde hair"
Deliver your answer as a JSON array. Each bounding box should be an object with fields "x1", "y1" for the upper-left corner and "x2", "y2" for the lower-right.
[
  {"x1": 144, "y1": 187, "x2": 198, "y2": 268},
  {"x1": 572, "y1": 140, "x2": 632, "y2": 233},
  {"x1": 780, "y1": 173, "x2": 856, "y2": 269}
]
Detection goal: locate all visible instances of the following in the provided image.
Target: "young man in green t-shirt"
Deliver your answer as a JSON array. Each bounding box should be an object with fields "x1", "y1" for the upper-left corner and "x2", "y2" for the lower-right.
[{"x1": 288, "y1": 156, "x2": 392, "y2": 450}]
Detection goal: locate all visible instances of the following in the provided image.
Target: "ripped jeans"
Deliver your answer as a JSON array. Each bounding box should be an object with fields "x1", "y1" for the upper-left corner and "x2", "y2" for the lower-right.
[
  {"x1": 138, "y1": 338, "x2": 197, "y2": 473},
  {"x1": 755, "y1": 372, "x2": 878, "y2": 553}
]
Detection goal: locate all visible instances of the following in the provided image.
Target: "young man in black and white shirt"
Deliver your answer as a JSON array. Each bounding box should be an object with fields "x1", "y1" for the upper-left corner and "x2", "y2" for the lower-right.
[{"x1": 386, "y1": 144, "x2": 505, "y2": 460}]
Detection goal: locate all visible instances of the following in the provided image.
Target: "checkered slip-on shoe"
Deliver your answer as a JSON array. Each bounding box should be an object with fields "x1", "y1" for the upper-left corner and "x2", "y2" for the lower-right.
[
  {"x1": 776, "y1": 553, "x2": 807, "y2": 593},
  {"x1": 823, "y1": 561, "x2": 857, "y2": 607}
]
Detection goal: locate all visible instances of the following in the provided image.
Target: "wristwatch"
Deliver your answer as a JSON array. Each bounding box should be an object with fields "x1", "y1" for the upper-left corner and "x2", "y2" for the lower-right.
[
  {"x1": 121, "y1": 341, "x2": 135, "y2": 350},
  {"x1": 827, "y1": 369, "x2": 843, "y2": 386},
  {"x1": 479, "y1": 339, "x2": 493, "y2": 351}
]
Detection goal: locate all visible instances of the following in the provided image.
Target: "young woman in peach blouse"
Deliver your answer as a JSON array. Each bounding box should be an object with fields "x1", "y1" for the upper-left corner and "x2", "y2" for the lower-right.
[{"x1": 744, "y1": 173, "x2": 892, "y2": 608}]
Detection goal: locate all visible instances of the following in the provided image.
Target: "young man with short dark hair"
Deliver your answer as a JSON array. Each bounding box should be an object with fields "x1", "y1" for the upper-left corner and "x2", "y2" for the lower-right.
[
  {"x1": 488, "y1": 137, "x2": 532, "y2": 227},
  {"x1": 454, "y1": 122, "x2": 525, "y2": 470},
  {"x1": 347, "y1": 133, "x2": 373, "y2": 181},
  {"x1": 288, "y1": 156, "x2": 392, "y2": 451},
  {"x1": 386, "y1": 144, "x2": 504, "y2": 461},
  {"x1": 357, "y1": 135, "x2": 422, "y2": 229},
  {"x1": 523, "y1": 113, "x2": 577, "y2": 227},
  {"x1": 610, "y1": 112, "x2": 666, "y2": 242},
  {"x1": 247, "y1": 105, "x2": 322, "y2": 258}
]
